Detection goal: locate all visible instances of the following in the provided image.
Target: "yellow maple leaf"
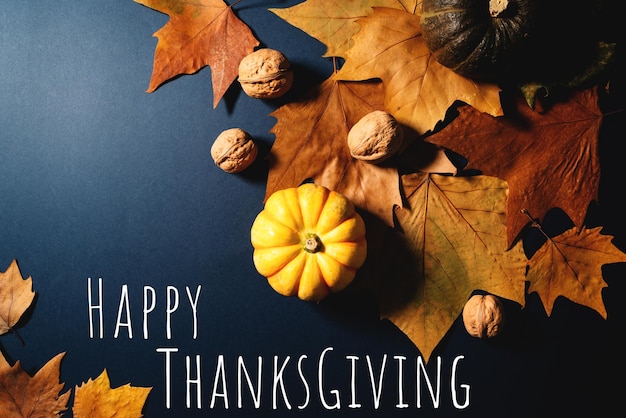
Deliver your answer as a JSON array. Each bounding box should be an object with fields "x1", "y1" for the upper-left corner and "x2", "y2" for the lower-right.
[
  {"x1": 388, "y1": 173, "x2": 527, "y2": 361},
  {"x1": 527, "y1": 226, "x2": 626, "y2": 318},
  {"x1": 73, "y1": 369, "x2": 152, "y2": 418},
  {"x1": 335, "y1": 7, "x2": 503, "y2": 135},
  {"x1": 0, "y1": 259, "x2": 36, "y2": 335},
  {"x1": 270, "y1": 0, "x2": 419, "y2": 59},
  {"x1": 0, "y1": 351, "x2": 70, "y2": 417},
  {"x1": 134, "y1": 0, "x2": 259, "y2": 108}
]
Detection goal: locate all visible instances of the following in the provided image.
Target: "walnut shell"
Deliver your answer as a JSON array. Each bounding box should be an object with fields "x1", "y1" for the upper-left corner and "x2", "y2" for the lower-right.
[
  {"x1": 211, "y1": 128, "x2": 258, "y2": 173},
  {"x1": 462, "y1": 294, "x2": 505, "y2": 338},
  {"x1": 347, "y1": 110, "x2": 403, "y2": 163},
  {"x1": 238, "y1": 48, "x2": 294, "y2": 99}
]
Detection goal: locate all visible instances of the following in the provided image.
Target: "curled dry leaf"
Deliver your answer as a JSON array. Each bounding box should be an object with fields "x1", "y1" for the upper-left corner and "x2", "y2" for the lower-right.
[{"x1": 0, "y1": 259, "x2": 35, "y2": 335}]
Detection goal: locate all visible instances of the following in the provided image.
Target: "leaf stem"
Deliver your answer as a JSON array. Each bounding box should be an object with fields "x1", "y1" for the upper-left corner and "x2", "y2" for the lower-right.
[
  {"x1": 489, "y1": 0, "x2": 509, "y2": 17},
  {"x1": 521, "y1": 209, "x2": 550, "y2": 240},
  {"x1": 602, "y1": 107, "x2": 626, "y2": 117},
  {"x1": 303, "y1": 233, "x2": 323, "y2": 253}
]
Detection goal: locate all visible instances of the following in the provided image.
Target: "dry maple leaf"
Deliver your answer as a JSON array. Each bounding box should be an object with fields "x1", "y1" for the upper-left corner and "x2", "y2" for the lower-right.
[
  {"x1": 134, "y1": 0, "x2": 259, "y2": 108},
  {"x1": 267, "y1": 75, "x2": 400, "y2": 226},
  {"x1": 428, "y1": 87, "x2": 603, "y2": 246},
  {"x1": 73, "y1": 369, "x2": 152, "y2": 418},
  {"x1": 335, "y1": 7, "x2": 503, "y2": 135},
  {"x1": 385, "y1": 173, "x2": 527, "y2": 361},
  {"x1": 269, "y1": 0, "x2": 419, "y2": 59},
  {"x1": 0, "y1": 259, "x2": 36, "y2": 335},
  {"x1": 527, "y1": 225, "x2": 626, "y2": 318},
  {"x1": 0, "y1": 351, "x2": 70, "y2": 417}
]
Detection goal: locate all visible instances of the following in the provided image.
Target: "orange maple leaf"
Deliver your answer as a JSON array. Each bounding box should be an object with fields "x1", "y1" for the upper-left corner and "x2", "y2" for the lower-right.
[
  {"x1": 428, "y1": 87, "x2": 603, "y2": 246},
  {"x1": 0, "y1": 259, "x2": 35, "y2": 336},
  {"x1": 267, "y1": 76, "x2": 400, "y2": 226},
  {"x1": 0, "y1": 351, "x2": 70, "y2": 417},
  {"x1": 135, "y1": 0, "x2": 259, "y2": 108},
  {"x1": 73, "y1": 369, "x2": 152, "y2": 418},
  {"x1": 527, "y1": 225, "x2": 626, "y2": 318},
  {"x1": 335, "y1": 7, "x2": 503, "y2": 135}
]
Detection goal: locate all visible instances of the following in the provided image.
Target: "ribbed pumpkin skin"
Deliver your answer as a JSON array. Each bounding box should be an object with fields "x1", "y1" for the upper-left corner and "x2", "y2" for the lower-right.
[
  {"x1": 250, "y1": 183, "x2": 367, "y2": 302},
  {"x1": 420, "y1": 0, "x2": 537, "y2": 80}
]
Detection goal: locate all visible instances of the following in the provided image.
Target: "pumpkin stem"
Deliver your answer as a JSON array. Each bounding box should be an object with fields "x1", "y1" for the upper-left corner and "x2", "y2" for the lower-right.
[
  {"x1": 489, "y1": 0, "x2": 509, "y2": 17},
  {"x1": 304, "y1": 234, "x2": 322, "y2": 253}
]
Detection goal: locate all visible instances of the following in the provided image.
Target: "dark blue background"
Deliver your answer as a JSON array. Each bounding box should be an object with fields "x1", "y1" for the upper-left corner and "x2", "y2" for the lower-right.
[{"x1": 1, "y1": 1, "x2": 625, "y2": 417}]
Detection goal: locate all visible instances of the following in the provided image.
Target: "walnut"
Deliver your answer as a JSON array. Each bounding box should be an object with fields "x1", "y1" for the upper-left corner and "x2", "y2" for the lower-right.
[
  {"x1": 238, "y1": 48, "x2": 294, "y2": 99},
  {"x1": 211, "y1": 128, "x2": 258, "y2": 173},
  {"x1": 347, "y1": 110, "x2": 403, "y2": 163},
  {"x1": 462, "y1": 294, "x2": 505, "y2": 338}
]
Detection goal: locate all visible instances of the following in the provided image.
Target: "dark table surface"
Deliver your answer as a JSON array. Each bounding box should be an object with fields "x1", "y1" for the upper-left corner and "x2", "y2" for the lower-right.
[{"x1": 1, "y1": 1, "x2": 625, "y2": 417}]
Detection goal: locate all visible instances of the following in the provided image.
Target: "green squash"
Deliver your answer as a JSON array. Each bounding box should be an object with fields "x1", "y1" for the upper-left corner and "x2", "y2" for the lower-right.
[{"x1": 420, "y1": 0, "x2": 538, "y2": 80}]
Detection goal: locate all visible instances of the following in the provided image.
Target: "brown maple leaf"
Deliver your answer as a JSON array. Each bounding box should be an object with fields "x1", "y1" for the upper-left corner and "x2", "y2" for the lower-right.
[
  {"x1": 267, "y1": 75, "x2": 400, "y2": 226},
  {"x1": 0, "y1": 351, "x2": 70, "y2": 417},
  {"x1": 527, "y1": 225, "x2": 626, "y2": 318},
  {"x1": 382, "y1": 173, "x2": 527, "y2": 361},
  {"x1": 0, "y1": 259, "x2": 36, "y2": 336},
  {"x1": 73, "y1": 369, "x2": 152, "y2": 418},
  {"x1": 428, "y1": 87, "x2": 603, "y2": 246},
  {"x1": 135, "y1": 0, "x2": 259, "y2": 108},
  {"x1": 270, "y1": 0, "x2": 419, "y2": 59},
  {"x1": 335, "y1": 7, "x2": 503, "y2": 135}
]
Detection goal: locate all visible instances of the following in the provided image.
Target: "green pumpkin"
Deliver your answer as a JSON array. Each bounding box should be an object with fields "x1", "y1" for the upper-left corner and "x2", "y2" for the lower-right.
[{"x1": 420, "y1": 0, "x2": 538, "y2": 80}]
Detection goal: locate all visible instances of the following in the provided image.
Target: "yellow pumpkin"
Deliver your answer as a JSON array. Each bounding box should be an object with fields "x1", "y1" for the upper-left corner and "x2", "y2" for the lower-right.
[{"x1": 250, "y1": 183, "x2": 367, "y2": 302}]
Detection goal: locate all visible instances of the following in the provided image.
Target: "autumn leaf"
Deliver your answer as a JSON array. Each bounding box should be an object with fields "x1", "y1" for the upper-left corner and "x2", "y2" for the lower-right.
[
  {"x1": 73, "y1": 369, "x2": 152, "y2": 418},
  {"x1": 396, "y1": 139, "x2": 458, "y2": 175},
  {"x1": 428, "y1": 87, "x2": 603, "y2": 246},
  {"x1": 267, "y1": 76, "x2": 401, "y2": 226},
  {"x1": 335, "y1": 7, "x2": 503, "y2": 135},
  {"x1": 269, "y1": 0, "x2": 419, "y2": 59},
  {"x1": 527, "y1": 226, "x2": 626, "y2": 318},
  {"x1": 134, "y1": 0, "x2": 259, "y2": 108},
  {"x1": 385, "y1": 173, "x2": 527, "y2": 361},
  {"x1": 0, "y1": 259, "x2": 35, "y2": 336},
  {"x1": 0, "y1": 351, "x2": 70, "y2": 417}
]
